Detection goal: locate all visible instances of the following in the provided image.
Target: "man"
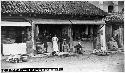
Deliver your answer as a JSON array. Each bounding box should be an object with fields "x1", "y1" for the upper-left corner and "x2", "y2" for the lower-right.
[
  {"x1": 42, "y1": 33, "x2": 48, "y2": 53},
  {"x1": 52, "y1": 35, "x2": 59, "y2": 55}
]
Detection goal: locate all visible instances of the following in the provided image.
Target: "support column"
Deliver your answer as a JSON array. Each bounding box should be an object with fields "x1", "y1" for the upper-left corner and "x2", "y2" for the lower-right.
[
  {"x1": 119, "y1": 26, "x2": 123, "y2": 48},
  {"x1": 31, "y1": 21, "x2": 36, "y2": 54},
  {"x1": 100, "y1": 25, "x2": 107, "y2": 51},
  {"x1": 111, "y1": 25, "x2": 112, "y2": 36},
  {"x1": 68, "y1": 25, "x2": 73, "y2": 51}
]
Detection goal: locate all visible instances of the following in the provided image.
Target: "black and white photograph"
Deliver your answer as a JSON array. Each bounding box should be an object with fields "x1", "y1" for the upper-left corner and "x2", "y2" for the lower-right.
[{"x1": 1, "y1": 0, "x2": 124, "y2": 72}]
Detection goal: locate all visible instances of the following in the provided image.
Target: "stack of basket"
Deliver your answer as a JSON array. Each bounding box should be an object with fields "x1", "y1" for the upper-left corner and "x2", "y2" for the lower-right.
[{"x1": 6, "y1": 54, "x2": 29, "y2": 63}]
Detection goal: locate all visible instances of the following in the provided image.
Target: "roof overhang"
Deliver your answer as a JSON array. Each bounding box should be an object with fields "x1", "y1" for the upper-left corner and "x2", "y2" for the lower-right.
[
  {"x1": 1, "y1": 21, "x2": 31, "y2": 26},
  {"x1": 32, "y1": 19, "x2": 106, "y2": 25}
]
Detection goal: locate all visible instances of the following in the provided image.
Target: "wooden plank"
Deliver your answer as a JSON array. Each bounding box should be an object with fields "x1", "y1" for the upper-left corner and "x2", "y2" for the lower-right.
[{"x1": 1, "y1": 21, "x2": 31, "y2": 26}]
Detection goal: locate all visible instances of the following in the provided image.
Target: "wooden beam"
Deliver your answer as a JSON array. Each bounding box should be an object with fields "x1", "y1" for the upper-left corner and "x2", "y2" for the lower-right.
[{"x1": 31, "y1": 19, "x2": 105, "y2": 25}]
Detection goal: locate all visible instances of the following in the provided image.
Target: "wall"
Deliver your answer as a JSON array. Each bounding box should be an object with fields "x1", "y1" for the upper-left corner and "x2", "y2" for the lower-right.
[
  {"x1": 99, "y1": 25, "x2": 107, "y2": 51},
  {"x1": 118, "y1": 1, "x2": 124, "y2": 12},
  {"x1": 105, "y1": 25, "x2": 112, "y2": 42},
  {"x1": 89, "y1": 1, "x2": 100, "y2": 8},
  {"x1": 89, "y1": 1, "x2": 124, "y2": 13}
]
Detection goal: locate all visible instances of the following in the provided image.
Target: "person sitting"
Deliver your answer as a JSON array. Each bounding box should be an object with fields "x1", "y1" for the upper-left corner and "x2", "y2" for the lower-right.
[
  {"x1": 74, "y1": 42, "x2": 83, "y2": 54},
  {"x1": 107, "y1": 37, "x2": 118, "y2": 51}
]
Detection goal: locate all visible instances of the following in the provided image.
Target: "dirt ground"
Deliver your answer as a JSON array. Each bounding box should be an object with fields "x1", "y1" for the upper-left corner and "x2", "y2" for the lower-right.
[{"x1": 1, "y1": 52, "x2": 124, "y2": 72}]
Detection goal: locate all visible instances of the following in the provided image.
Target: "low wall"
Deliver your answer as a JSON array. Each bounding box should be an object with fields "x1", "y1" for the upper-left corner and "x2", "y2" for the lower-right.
[{"x1": 3, "y1": 43, "x2": 27, "y2": 55}]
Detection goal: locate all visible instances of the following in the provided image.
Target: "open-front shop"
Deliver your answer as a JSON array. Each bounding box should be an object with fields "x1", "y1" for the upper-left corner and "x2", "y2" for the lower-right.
[
  {"x1": 1, "y1": 1, "x2": 108, "y2": 55},
  {"x1": 104, "y1": 13, "x2": 124, "y2": 52},
  {"x1": 1, "y1": 21, "x2": 31, "y2": 55},
  {"x1": 30, "y1": 19, "x2": 106, "y2": 54}
]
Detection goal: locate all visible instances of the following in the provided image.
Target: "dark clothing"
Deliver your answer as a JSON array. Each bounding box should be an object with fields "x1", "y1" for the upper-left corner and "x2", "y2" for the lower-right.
[
  {"x1": 62, "y1": 35, "x2": 70, "y2": 44},
  {"x1": 43, "y1": 41, "x2": 48, "y2": 48},
  {"x1": 74, "y1": 44, "x2": 82, "y2": 49},
  {"x1": 74, "y1": 44, "x2": 83, "y2": 54}
]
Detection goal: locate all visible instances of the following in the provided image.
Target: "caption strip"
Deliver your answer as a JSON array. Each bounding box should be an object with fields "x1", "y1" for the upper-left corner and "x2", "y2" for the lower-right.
[{"x1": 2, "y1": 68, "x2": 63, "y2": 72}]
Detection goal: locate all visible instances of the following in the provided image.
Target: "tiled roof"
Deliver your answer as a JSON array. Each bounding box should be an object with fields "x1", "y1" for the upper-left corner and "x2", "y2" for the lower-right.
[
  {"x1": 103, "y1": 13, "x2": 124, "y2": 23},
  {"x1": 1, "y1": 1, "x2": 107, "y2": 16}
]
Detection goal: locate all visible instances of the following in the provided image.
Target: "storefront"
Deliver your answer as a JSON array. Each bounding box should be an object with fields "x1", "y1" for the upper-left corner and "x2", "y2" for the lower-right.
[
  {"x1": 104, "y1": 13, "x2": 124, "y2": 51},
  {"x1": 29, "y1": 19, "x2": 106, "y2": 54},
  {"x1": 1, "y1": 1, "x2": 108, "y2": 55},
  {"x1": 1, "y1": 21, "x2": 31, "y2": 55}
]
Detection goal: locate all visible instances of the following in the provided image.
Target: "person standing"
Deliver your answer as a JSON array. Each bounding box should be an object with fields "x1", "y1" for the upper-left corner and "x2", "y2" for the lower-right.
[
  {"x1": 42, "y1": 31, "x2": 48, "y2": 53},
  {"x1": 52, "y1": 35, "x2": 59, "y2": 53}
]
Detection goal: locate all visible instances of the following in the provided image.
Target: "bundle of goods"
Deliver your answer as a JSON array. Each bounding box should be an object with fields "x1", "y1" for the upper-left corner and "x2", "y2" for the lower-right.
[
  {"x1": 51, "y1": 51, "x2": 59, "y2": 56},
  {"x1": 92, "y1": 49, "x2": 110, "y2": 56},
  {"x1": 21, "y1": 54, "x2": 29, "y2": 62},
  {"x1": 6, "y1": 54, "x2": 29, "y2": 63}
]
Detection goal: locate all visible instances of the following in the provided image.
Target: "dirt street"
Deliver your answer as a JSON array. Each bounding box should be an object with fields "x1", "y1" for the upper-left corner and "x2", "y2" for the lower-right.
[{"x1": 1, "y1": 52, "x2": 124, "y2": 72}]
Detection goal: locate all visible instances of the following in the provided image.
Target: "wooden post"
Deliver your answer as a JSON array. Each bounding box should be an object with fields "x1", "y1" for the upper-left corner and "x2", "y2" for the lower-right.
[
  {"x1": 27, "y1": 27, "x2": 31, "y2": 40},
  {"x1": 90, "y1": 26, "x2": 93, "y2": 49},
  {"x1": 111, "y1": 25, "x2": 112, "y2": 36},
  {"x1": 119, "y1": 26, "x2": 123, "y2": 48},
  {"x1": 31, "y1": 21, "x2": 36, "y2": 54},
  {"x1": 68, "y1": 25, "x2": 73, "y2": 51}
]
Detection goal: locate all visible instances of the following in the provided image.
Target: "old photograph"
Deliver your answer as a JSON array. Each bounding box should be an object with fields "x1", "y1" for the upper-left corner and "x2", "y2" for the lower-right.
[{"x1": 1, "y1": 1, "x2": 124, "y2": 72}]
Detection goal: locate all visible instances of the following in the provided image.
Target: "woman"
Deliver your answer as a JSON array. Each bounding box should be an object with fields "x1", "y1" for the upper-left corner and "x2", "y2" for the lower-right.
[{"x1": 52, "y1": 35, "x2": 59, "y2": 53}]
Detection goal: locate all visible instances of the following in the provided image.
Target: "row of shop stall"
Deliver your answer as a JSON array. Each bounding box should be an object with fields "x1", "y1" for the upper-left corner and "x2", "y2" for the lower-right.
[
  {"x1": 1, "y1": 17, "x2": 124, "y2": 55},
  {"x1": 1, "y1": 1, "x2": 124, "y2": 56}
]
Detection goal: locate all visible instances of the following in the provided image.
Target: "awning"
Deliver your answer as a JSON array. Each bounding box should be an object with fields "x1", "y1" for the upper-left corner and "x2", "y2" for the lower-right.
[
  {"x1": 32, "y1": 19, "x2": 106, "y2": 25},
  {"x1": 70, "y1": 20, "x2": 105, "y2": 25},
  {"x1": 1, "y1": 21, "x2": 31, "y2": 26}
]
